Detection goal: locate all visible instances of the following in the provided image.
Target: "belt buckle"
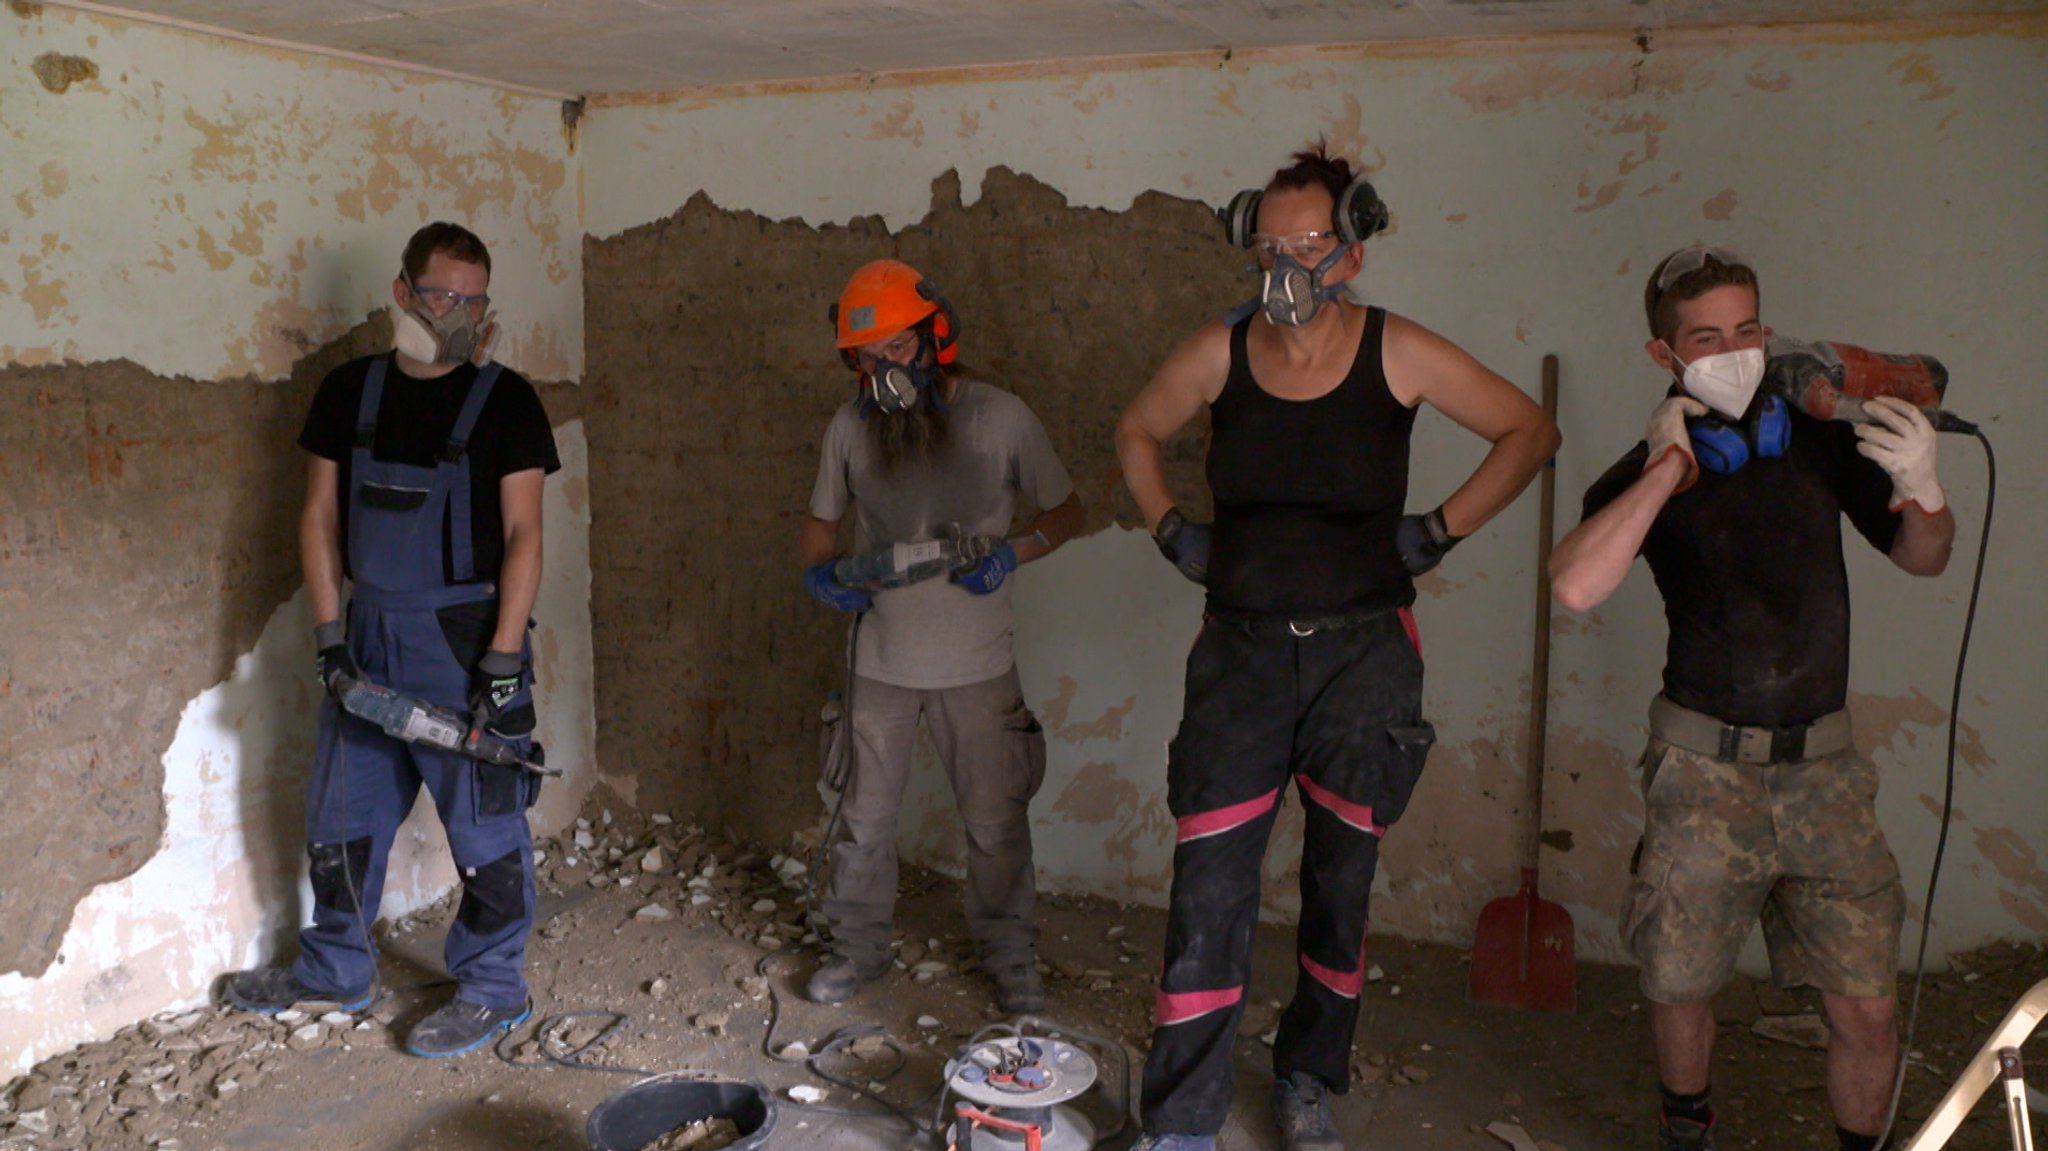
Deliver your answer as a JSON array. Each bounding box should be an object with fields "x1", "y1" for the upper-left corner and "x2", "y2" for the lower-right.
[
  {"x1": 1288, "y1": 620, "x2": 1316, "y2": 637},
  {"x1": 1769, "y1": 725, "x2": 1808, "y2": 763}
]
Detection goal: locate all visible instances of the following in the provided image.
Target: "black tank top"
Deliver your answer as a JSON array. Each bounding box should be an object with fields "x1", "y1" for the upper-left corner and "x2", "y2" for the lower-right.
[{"x1": 1206, "y1": 307, "x2": 1417, "y2": 616}]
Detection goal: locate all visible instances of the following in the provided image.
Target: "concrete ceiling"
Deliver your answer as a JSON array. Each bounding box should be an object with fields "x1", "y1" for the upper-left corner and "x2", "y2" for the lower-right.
[{"x1": 67, "y1": 0, "x2": 2044, "y2": 98}]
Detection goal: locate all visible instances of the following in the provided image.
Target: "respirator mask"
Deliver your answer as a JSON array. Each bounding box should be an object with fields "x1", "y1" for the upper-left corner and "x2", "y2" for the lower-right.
[
  {"x1": 394, "y1": 274, "x2": 498, "y2": 367},
  {"x1": 863, "y1": 334, "x2": 943, "y2": 416},
  {"x1": 1258, "y1": 238, "x2": 1351, "y2": 328},
  {"x1": 1670, "y1": 343, "x2": 1766, "y2": 420}
]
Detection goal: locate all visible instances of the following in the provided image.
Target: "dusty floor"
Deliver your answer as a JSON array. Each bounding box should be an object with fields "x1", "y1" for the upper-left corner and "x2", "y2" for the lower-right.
[{"x1": 3, "y1": 810, "x2": 2042, "y2": 1151}]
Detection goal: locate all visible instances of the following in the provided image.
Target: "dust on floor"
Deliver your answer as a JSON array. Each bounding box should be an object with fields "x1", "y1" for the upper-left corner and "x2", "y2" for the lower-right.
[{"x1": 2, "y1": 808, "x2": 2041, "y2": 1150}]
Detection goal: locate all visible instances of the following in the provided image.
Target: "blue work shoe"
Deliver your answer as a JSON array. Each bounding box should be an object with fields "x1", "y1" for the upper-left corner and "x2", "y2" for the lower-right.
[
  {"x1": 1130, "y1": 1135, "x2": 1216, "y2": 1150},
  {"x1": 405, "y1": 998, "x2": 532, "y2": 1058},
  {"x1": 222, "y1": 967, "x2": 371, "y2": 1015},
  {"x1": 1273, "y1": 1072, "x2": 1344, "y2": 1150}
]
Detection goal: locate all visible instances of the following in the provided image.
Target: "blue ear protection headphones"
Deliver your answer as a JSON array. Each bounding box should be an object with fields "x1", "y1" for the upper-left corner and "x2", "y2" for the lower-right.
[{"x1": 1687, "y1": 394, "x2": 1791, "y2": 475}]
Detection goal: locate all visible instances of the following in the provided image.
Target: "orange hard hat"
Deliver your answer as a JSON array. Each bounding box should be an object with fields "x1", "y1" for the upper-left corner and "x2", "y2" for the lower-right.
[{"x1": 831, "y1": 259, "x2": 958, "y2": 363}]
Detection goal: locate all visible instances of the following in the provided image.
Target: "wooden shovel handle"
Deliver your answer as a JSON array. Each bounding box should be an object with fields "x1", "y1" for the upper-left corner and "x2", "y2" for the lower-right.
[{"x1": 1525, "y1": 355, "x2": 1559, "y2": 872}]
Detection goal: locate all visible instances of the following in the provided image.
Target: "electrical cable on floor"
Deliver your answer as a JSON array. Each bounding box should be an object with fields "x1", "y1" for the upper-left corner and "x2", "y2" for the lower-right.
[{"x1": 1880, "y1": 427, "x2": 1996, "y2": 1147}]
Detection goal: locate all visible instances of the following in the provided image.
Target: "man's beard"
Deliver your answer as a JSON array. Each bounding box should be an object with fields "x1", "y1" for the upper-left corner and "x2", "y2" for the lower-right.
[{"x1": 867, "y1": 395, "x2": 950, "y2": 476}]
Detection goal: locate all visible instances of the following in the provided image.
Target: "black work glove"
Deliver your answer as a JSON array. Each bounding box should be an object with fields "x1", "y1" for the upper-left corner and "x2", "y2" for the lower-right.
[
  {"x1": 1152, "y1": 507, "x2": 1211, "y2": 586},
  {"x1": 312, "y1": 620, "x2": 361, "y2": 703},
  {"x1": 469, "y1": 649, "x2": 534, "y2": 737},
  {"x1": 1395, "y1": 505, "x2": 1461, "y2": 576}
]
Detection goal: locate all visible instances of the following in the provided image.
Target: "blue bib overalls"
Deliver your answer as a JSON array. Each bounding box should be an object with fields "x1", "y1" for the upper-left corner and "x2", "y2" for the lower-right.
[{"x1": 291, "y1": 356, "x2": 537, "y2": 1011}]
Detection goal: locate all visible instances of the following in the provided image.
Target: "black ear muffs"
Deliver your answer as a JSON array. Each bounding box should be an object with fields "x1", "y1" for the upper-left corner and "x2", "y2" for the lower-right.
[{"x1": 1217, "y1": 178, "x2": 1391, "y2": 248}]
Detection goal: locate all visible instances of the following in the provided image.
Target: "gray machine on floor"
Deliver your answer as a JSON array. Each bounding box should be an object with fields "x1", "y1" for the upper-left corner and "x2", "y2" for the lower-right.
[{"x1": 944, "y1": 1034, "x2": 1103, "y2": 1151}]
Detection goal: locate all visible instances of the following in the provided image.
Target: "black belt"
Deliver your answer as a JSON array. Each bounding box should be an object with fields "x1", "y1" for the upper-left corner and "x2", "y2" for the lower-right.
[{"x1": 1208, "y1": 603, "x2": 1403, "y2": 638}]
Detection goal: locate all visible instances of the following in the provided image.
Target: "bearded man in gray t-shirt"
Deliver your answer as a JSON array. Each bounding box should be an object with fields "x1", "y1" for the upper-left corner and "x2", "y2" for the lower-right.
[{"x1": 800, "y1": 259, "x2": 1084, "y2": 1013}]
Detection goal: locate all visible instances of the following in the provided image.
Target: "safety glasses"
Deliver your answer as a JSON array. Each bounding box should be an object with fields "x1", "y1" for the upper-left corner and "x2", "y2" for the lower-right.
[
  {"x1": 1249, "y1": 230, "x2": 1343, "y2": 263},
  {"x1": 406, "y1": 276, "x2": 491, "y2": 316},
  {"x1": 1654, "y1": 245, "x2": 1753, "y2": 294}
]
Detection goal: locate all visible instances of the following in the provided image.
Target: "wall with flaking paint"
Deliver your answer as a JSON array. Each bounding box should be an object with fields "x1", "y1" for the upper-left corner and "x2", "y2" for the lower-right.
[
  {"x1": 1, "y1": 6, "x2": 594, "y2": 1074},
  {"x1": 1, "y1": 3, "x2": 582, "y2": 382},
  {"x1": 585, "y1": 22, "x2": 2048, "y2": 968}
]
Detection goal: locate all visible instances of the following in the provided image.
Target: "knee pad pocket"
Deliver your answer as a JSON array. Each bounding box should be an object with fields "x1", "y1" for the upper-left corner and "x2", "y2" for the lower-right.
[
  {"x1": 309, "y1": 838, "x2": 372, "y2": 914},
  {"x1": 456, "y1": 848, "x2": 528, "y2": 938}
]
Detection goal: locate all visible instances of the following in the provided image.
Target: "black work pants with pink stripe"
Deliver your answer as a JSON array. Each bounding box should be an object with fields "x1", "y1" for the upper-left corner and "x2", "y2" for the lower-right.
[{"x1": 1140, "y1": 607, "x2": 1436, "y2": 1137}]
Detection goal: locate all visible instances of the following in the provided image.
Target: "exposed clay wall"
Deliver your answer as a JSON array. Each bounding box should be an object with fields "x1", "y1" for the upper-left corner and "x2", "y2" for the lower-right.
[
  {"x1": 583, "y1": 169, "x2": 1238, "y2": 826},
  {"x1": 1, "y1": 8, "x2": 595, "y2": 1073},
  {"x1": 584, "y1": 21, "x2": 2048, "y2": 966}
]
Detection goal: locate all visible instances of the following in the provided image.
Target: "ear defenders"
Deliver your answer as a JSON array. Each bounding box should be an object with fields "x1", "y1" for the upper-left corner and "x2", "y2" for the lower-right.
[
  {"x1": 1217, "y1": 177, "x2": 1390, "y2": 249},
  {"x1": 1686, "y1": 394, "x2": 1791, "y2": 475}
]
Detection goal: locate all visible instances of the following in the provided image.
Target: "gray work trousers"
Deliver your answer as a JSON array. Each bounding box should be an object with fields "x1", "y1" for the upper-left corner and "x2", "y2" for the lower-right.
[{"x1": 822, "y1": 667, "x2": 1047, "y2": 969}]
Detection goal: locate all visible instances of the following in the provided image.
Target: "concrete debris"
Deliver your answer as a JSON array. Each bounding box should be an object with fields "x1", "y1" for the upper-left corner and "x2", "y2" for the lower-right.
[
  {"x1": 642, "y1": 846, "x2": 666, "y2": 872},
  {"x1": 1105, "y1": 925, "x2": 1127, "y2": 941},
  {"x1": 780, "y1": 1041, "x2": 810, "y2": 1058},
  {"x1": 1484, "y1": 1120, "x2": 1543, "y2": 1151},
  {"x1": 651, "y1": 813, "x2": 673, "y2": 825},
  {"x1": 635, "y1": 903, "x2": 674, "y2": 923},
  {"x1": 647, "y1": 978, "x2": 670, "y2": 998},
  {"x1": 1367, "y1": 964, "x2": 1385, "y2": 983},
  {"x1": 693, "y1": 1012, "x2": 730, "y2": 1037},
  {"x1": 787, "y1": 1085, "x2": 825, "y2": 1104},
  {"x1": 1393, "y1": 1064, "x2": 1431, "y2": 1086},
  {"x1": 1752, "y1": 1013, "x2": 1832, "y2": 1050}
]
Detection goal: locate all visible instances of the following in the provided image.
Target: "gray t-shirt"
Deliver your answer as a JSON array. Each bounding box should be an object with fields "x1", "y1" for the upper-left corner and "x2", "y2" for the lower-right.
[{"x1": 808, "y1": 379, "x2": 1075, "y2": 689}]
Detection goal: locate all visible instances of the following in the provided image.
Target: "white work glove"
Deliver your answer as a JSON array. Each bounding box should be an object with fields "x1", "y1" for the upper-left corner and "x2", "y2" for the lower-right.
[
  {"x1": 1855, "y1": 395, "x2": 1945, "y2": 513},
  {"x1": 1646, "y1": 395, "x2": 1708, "y2": 491}
]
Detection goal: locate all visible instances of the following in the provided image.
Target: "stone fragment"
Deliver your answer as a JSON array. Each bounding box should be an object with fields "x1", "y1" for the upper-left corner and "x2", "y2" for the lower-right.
[
  {"x1": 1752, "y1": 1013, "x2": 1831, "y2": 1050},
  {"x1": 788, "y1": 1085, "x2": 825, "y2": 1103},
  {"x1": 634, "y1": 904, "x2": 673, "y2": 923},
  {"x1": 286, "y1": 1025, "x2": 323, "y2": 1051},
  {"x1": 641, "y1": 847, "x2": 666, "y2": 873}
]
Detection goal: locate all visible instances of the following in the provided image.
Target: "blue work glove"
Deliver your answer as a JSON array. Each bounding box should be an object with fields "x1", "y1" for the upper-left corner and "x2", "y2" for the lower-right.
[
  {"x1": 956, "y1": 541, "x2": 1018, "y2": 596},
  {"x1": 1395, "y1": 505, "x2": 1461, "y2": 576},
  {"x1": 805, "y1": 559, "x2": 872, "y2": 613},
  {"x1": 312, "y1": 620, "x2": 361, "y2": 703},
  {"x1": 469, "y1": 648, "x2": 535, "y2": 737},
  {"x1": 1152, "y1": 507, "x2": 1210, "y2": 586}
]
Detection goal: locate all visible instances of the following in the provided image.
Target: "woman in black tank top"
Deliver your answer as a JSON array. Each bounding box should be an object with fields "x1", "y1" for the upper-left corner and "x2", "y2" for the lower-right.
[{"x1": 1112, "y1": 145, "x2": 1560, "y2": 1149}]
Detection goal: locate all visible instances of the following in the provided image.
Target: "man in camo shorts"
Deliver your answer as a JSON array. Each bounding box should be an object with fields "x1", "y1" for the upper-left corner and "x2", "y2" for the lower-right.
[{"x1": 1548, "y1": 245, "x2": 1958, "y2": 1151}]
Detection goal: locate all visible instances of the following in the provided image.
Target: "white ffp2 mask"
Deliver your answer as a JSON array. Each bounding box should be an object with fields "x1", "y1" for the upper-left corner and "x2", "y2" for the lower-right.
[{"x1": 1673, "y1": 346, "x2": 1765, "y2": 420}]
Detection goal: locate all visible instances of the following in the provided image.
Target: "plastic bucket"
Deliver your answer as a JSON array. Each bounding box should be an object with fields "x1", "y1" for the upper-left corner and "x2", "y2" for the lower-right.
[{"x1": 585, "y1": 1073, "x2": 776, "y2": 1151}]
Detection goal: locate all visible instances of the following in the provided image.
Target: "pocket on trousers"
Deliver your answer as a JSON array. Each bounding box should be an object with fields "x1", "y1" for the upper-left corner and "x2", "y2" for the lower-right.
[
  {"x1": 1006, "y1": 708, "x2": 1048, "y2": 802},
  {"x1": 471, "y1": 761, "x2": 528, "y2": 822},
  {"x1": 435, "y1": 599, "x2": 497, "y2": 675},
  {"x1": 1375, "y1": 720, "x2": 1437, "y2": 827}
]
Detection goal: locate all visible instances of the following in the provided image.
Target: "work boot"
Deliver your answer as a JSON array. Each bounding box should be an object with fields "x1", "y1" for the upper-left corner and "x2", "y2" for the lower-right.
[
  {"x1": 1657, "y1": 1112, "x2": 1717, "y2": 1150},
  {"x1": 222, "y1": 967, "x2": 371, "y2": 1015},
  {"x1": 989, "y1": 958, "x2": 1046, "y2": 1014},
  {"x1": 805, "y1": 953, "x2": 889, "y2": 1006},
  {"x1": 1130, "y1": 1135, "x2": 1215, "y2": 1151},
  {"x1": 404, "y1": 998, "x2": 532, "y2": 1058},
  {"x1": 1272, "y1": 1071, "x2": 1345, "y2": 1150}
]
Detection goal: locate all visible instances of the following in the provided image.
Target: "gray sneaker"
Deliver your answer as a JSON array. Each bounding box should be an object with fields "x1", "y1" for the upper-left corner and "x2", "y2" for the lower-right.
[
  {"x1": 405, "y1": 997, "x2": 531, "y2": 1058},
  {"x1": 1657, "y1": 1112, "x2": 1716, "y2": 1150},
  {"x1": 1131, "y1": 1135, "x2": 1215, "y2": 1151},
  {"x1": 805, "y1": 954, "x2": 889, "y2": 1006},
  {"x1": 1272, "y1": 1072, "x2": 1344, "y2": 1150},
  {"x1": 222, "y1": 967, "x2": 371, "y2": 1015}
]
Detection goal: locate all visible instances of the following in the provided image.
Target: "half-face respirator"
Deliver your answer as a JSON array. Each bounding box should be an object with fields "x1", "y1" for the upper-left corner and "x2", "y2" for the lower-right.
[{"x1": 394, "y1": 275, "x2": 498, "y2": 367}]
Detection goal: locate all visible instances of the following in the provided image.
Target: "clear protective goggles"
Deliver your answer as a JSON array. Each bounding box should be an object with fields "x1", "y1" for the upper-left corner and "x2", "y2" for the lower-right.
[
  {"x1": 854, "y1": 327, "x2": 922, "y2": 371},
  {"x1": 1653, "y1": 244, "x2": 1753, "y2": 295},
  {"x1": 1249, "y1": 230, "x2": 1344, "y2": 265},
  {"x1": 407, "y1": 277, "x2": 492, "y2": 317}
]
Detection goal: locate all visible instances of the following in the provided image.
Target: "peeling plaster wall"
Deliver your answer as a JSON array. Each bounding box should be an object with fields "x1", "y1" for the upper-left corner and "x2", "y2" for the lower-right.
[
  {"x1": 1, "y1": 8, "x2": 595, "y2": 1072},
  {"x1": 1, "y1": 3, "x2": 583, "y2": 382},
  {"x1": 586, "y1": 22, "x2": 2048, "y2": 967}
]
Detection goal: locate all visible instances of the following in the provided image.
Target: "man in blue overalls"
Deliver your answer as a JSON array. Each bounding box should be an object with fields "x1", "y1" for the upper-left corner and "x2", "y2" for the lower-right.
[{"x1": 224, "y1": 222, "x2": 561, "y2": 1058}]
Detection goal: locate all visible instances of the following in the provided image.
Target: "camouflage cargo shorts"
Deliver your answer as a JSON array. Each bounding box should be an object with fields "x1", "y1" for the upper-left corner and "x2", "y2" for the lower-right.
[{"x1": 1620, "y1": 738, "x2": 1906, "y2": 1003}]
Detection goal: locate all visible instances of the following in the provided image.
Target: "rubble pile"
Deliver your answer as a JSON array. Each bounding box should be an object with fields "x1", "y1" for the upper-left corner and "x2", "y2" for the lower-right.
[{"x1": 0, "y1": 1001, "x2": 391, "y2": 1149}]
